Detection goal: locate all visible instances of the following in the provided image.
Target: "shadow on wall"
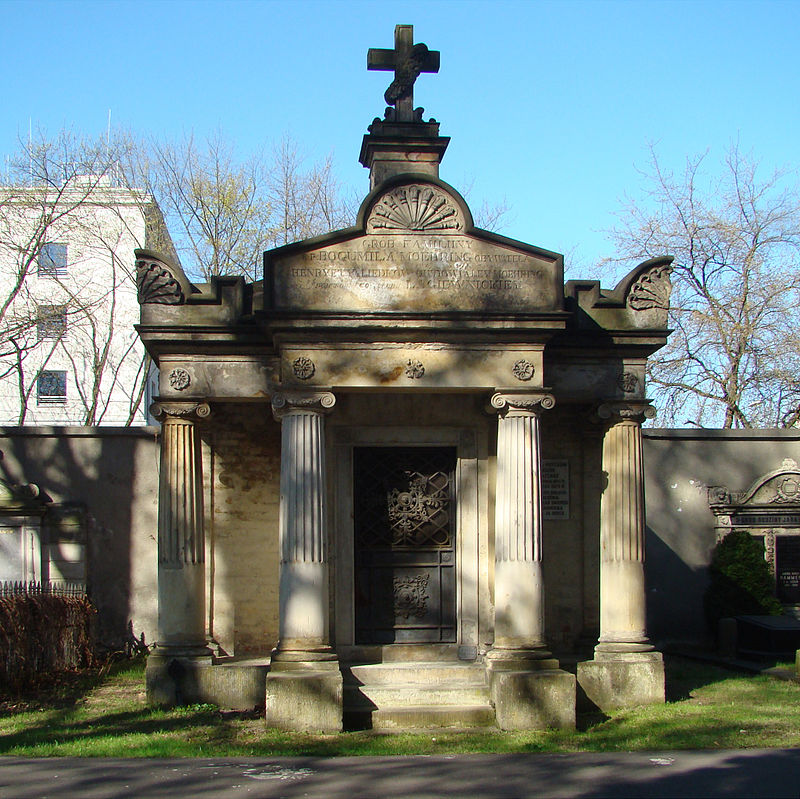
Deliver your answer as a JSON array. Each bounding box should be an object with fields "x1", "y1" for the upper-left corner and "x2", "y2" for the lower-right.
[
  {"x1": 0, "y1": 427, "x2": 159, "y2": 651},
  {"x1": 643, "y1": 429, "x2": 800, "y2": 646}
]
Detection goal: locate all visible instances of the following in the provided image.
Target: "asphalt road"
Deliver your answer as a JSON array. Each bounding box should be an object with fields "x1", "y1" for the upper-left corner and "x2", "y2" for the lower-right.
[{"x1": 1, "y1": 749, "x2": 799, "y2": 798}]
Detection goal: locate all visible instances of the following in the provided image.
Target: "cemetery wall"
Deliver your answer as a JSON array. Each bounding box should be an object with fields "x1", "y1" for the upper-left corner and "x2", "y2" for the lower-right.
[
  {"x1": 643, "y1": 428, "x2": 800, "y2": 643},
  {"x1": 0, "y1": 426, "x2": 159, "y2": 650}
]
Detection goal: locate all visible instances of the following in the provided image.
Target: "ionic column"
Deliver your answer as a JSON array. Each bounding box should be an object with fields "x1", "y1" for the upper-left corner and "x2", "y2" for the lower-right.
[
  {"x1": 595, "y1": 401, "x2": 656, "y2": 654},
  {"x1": 271, "y1": 391, "x2": 336, "y2": 662},
  {"x1": 489, "y1": 391, "x2": 555, "y2": 662},
  {"x1": 151, "y1": 400, "x2": 211, "y2": 659}
]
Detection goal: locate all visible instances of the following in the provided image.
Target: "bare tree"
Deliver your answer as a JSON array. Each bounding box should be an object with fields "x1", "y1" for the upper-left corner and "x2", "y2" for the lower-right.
[
  {"x1": 0, "y1": 128, "x2": 162, "y2": 425},
  {"x1": 137, "y1": 132, "x2": 352, "y2": 281},
  {"x1": 609, "y1": 146, "x2": 800, "y2": 428}
]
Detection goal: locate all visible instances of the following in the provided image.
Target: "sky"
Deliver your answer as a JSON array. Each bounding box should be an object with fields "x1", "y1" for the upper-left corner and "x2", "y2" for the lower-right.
[{"x1": 1, "y1": 0, "x2": 798, "y2": 281}]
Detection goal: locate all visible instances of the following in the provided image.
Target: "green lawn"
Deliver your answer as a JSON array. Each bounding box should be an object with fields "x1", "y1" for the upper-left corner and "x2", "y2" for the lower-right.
[{"x1": 1, "y1": 656, "x2": 799, "y2": 757}]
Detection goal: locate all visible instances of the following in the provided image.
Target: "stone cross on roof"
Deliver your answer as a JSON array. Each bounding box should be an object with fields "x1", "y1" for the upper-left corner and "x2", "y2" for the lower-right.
[{"x1": 367, "y1": 25, "x2": 440, "y2": 123}]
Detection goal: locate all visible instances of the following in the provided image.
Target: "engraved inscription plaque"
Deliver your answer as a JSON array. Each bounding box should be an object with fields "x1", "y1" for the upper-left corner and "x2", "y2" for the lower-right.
[
  {"x1": 542, "y1": 459, "x2": 570, "y2": 520},
  {"x1": 777, "y1": 536, "x2": 800, "y2": 604},
  {"x1": 267, "y1": 233, "x2": 560, "y2": 313}
]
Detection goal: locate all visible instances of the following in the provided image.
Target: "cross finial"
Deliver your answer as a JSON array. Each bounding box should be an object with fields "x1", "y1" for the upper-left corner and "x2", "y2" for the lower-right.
[{"x1": 367, "y1": 25, "x2": 440, "y2": 123}]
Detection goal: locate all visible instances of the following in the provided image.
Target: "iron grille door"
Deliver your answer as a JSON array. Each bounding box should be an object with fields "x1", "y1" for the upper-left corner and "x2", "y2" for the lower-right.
[{"x1": 354, "y1": 446, "x2": 457, "y2": 644}]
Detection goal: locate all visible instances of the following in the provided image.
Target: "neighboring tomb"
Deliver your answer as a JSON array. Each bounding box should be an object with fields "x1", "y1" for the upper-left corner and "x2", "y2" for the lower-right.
[
  {"x1": 137, "y1": 25, "x2": 671, "y2": 729},
  {"x1": 710, "y1": 459, "x2": 800, "y2": 610}
]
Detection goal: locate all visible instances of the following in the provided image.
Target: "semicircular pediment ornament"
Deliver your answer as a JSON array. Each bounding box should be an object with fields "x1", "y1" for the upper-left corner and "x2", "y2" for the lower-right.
[
  {"x1": 367, "y1": 184, "x2": 464, "y2": 234},
  {"x1": 627, "y1": 264, "x2": 673, "y2": 311},
  {"x1": 136, "y1": 253, "x2": 186, "y2": 305}
]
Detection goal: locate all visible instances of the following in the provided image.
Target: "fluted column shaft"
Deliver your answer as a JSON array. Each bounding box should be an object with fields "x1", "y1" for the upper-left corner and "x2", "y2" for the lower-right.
[
  {"x1": 596, "y1": 402, "x2": 655, "y2": 653},
  {"x1": 490, "y1": 392, "x2": 555, "y2": 654},
  {"x1": 152, "y1": 401, "x2": 211, "y2": 657},
  {"x1": 272, "y1": 391, "x2": 336, "y2": 661}
]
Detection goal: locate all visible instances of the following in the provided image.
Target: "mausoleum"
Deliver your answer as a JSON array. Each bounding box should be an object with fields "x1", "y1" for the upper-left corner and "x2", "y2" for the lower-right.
[{"x1": 137, "y1": 26, "x2": 672, "y2": 730}]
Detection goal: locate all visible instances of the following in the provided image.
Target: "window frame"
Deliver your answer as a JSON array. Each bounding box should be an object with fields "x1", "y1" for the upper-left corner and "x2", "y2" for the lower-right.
[
  {"x1": 37, "y1": 243, "x2": 68, "y2": 278},
  {"x1": 36, "y1": 304, "x2": 68, "y2": 341},
  {"x1": 36, "y1": 370, "x2": 67, "y2": 405}
]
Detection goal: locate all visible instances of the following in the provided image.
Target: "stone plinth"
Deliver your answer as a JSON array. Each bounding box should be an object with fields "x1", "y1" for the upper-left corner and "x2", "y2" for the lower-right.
[
  {"x1": 578, "y1": 651, "x2": 665, "y2": 711},
  {"x1": 265, "y1": 665, "x2": 344, "y2": 733},
  {"x1": 491, "y1": 667, "x2": 576, "y2": 730}
]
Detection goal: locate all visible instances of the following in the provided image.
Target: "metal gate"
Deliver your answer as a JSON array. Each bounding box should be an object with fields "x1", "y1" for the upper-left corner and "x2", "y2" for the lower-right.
[{"x1": 354, "y1": 446, "x2": 456, "y2": 644}]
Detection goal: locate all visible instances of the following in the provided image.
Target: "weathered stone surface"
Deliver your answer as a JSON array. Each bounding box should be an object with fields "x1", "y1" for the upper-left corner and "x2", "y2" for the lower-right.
[
  {"x1": 268, "y1": 230, "x2": 561, "y2": 314},
  {"x1": 577, "y1": 653, "x2": 665, "y2": 711},
  {"x1": 265, "y1": 669, "x2": 343, "y2": 732},
  {"x1": 145, "y1": 655, "x2": 267, "y2": 710},
  {"x1": 490, "y1": 669, "x2": 576, "y2": 730}
]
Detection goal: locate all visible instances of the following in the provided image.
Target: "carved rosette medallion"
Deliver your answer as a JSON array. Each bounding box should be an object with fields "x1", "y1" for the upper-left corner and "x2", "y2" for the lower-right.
[
  {"x1": 490, "y1": 392, "x2": 556, "y2": 416},
  {"x1": 271, "y1": 391, "x2": 336, "y2": 420},
  {"x1": 596, "y1": 401, "x2": 656, "y2": 426},
  {"x1": 393, "y1": 574, "x2": 430, "y2": 620},
  {"x1": 292, "y1": 356, "x2": 316, "y2": 380},
  {"x1": 168, "y1": 368, "x2": 191, "y2": 391},
  {"x1": 618, "y1": 372, "x2": 639, "y2": 393},
  {"x1": 628, "y1": 265, "x2": 673, "y2": 311},
  {"x1": 367, "y1": 184, "x2": 463, "y2": 233},
  {"x1": 150, "y1": 401, "x2": 211, "y2": 422},
  {"x1": 136, "y1": 254, "x2": 185, "y2": 305},
  {"x1": 512, "y1": 359, "x2": 535, "y2": 382},
  {"x1": 405, "y1": 359, "x2": 425, "y2": 379}
]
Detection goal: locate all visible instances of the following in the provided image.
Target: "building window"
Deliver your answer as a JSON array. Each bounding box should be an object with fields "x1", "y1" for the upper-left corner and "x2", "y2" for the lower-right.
[
  {"x1": 37, "y1": 370, "x2": 67, "y2": 404},
  {"x1": 37, "y1": 305, "x2": 67, "y2": 340},
  {"x1": 38, "y1": 243, "x2": 68, "y2": 277}
]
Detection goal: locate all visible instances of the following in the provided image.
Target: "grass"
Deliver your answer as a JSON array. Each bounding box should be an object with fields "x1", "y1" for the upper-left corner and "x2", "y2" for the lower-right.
[{"x1": 1, "y1": 655, "x2": 800, "y2": 757}]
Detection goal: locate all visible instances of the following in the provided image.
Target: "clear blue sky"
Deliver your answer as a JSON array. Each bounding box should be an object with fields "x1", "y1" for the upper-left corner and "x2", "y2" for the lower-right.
[{"x1": 1, "y1": 0, "x2": 798, "y2": 279}]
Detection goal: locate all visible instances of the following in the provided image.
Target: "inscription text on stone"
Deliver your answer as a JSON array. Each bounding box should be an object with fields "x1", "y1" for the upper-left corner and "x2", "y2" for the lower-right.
[{"x1": 271, "y1": 235, "x2": 557, "y2": 312}]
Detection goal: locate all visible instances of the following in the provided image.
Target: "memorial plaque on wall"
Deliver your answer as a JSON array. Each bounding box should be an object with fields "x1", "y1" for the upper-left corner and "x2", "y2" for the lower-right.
[
  {"x1": 777, "y1": 535, "x2": 800, "y2": 604},
  {"x1": 542, "y1": 459, "x2": 569, "y2": 521}
]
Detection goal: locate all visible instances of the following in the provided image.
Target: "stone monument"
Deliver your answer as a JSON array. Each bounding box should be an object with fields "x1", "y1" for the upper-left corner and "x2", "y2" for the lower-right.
[{"x1": 137, "y1": 25, "x2": 670, "y2": 730}]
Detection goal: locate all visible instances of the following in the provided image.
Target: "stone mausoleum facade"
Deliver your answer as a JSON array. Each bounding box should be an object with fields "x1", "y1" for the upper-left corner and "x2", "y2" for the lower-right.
[{"x1": 137, "y1": 27, "x2": 672, "y2": 731}]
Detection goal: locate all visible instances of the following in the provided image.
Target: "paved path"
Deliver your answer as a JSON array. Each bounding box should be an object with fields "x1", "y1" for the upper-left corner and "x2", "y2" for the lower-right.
[{"x1": 1, "y1": 749, "x2": 799, "y2": 798}]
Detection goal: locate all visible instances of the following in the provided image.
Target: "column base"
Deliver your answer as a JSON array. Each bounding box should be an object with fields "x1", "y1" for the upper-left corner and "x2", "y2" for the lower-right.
[
  {"x1": 145, "y1": 648, "x2": 213, "y2": 707},
  {"x1": 486, "y1": 648, "x2": 575, "y2": 730},
  {"x1": 577, "y1": 650, "x2": 665, "y2": 712},
  {"x1": 485, "y1": 647, "x2": 558, "y2": 671}
]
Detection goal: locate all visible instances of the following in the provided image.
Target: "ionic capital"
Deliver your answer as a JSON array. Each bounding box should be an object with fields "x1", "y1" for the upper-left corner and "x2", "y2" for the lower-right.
[
  {"x1": 150, "y1": 401, "x2": 211, "y2": 423},
  {"x1": 490, "y1": 391, "x2": 555, "y2": 418},
  {"x1": 596, "y1": 401, "x2": 655, "y2": 426},
  {"x1": 272, "y1": 391, "x2": 336, "y2": 421}
]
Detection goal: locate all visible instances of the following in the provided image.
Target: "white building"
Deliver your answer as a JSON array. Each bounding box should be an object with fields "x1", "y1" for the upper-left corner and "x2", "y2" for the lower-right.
[{"x1": 0, "y1": 175, "x2": 169, "y2": 425}]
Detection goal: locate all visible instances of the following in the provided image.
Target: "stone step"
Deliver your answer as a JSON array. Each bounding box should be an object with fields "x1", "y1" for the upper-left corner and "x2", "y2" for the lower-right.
[
  {"x1": 345, "y1": 681, "x2": 490, "y2": 708},
  {"x1": 344, "y1": 662, "x2": 488, "y2": 687},
  {"x1": 370, "y1": 704, "x2": 497, "y2": 730}
]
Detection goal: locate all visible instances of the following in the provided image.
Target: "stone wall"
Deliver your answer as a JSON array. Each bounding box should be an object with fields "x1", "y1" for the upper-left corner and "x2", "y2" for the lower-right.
[
  {"x1": 0, "y1": 426, "x2": 159, "y2": 650},
  {"x1": 205, "y1": 403, "x2": 281, "y2": 655},
  {"x1": 643, "y1": 428, "x2": 800, "y2": 644}
]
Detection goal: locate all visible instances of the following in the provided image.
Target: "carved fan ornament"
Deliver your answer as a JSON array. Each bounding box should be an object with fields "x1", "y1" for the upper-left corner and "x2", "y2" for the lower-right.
[
  {"x1": 367, "y1": 185, "x2": 462, "y2": 233},
  {"x1": 628, "y1": 264, "x2": 673, "y2": 311},
  {"x1": 136, "y1": 257, "x2": 185, "y2": 305}
]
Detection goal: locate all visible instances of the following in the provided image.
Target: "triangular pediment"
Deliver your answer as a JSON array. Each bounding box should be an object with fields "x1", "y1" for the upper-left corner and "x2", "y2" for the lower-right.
[{"x1": 264, "y1": 176, "x2": 563, "y2": 315}]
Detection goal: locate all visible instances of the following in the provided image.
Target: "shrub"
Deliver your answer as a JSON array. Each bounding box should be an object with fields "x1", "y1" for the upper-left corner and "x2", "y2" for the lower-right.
[
  {"x1": 704, "y1": 529, "x2": 783, "y2": 631},
  {"x1": 0, "y1": 585, "x2": 97, "y2": 691}
]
